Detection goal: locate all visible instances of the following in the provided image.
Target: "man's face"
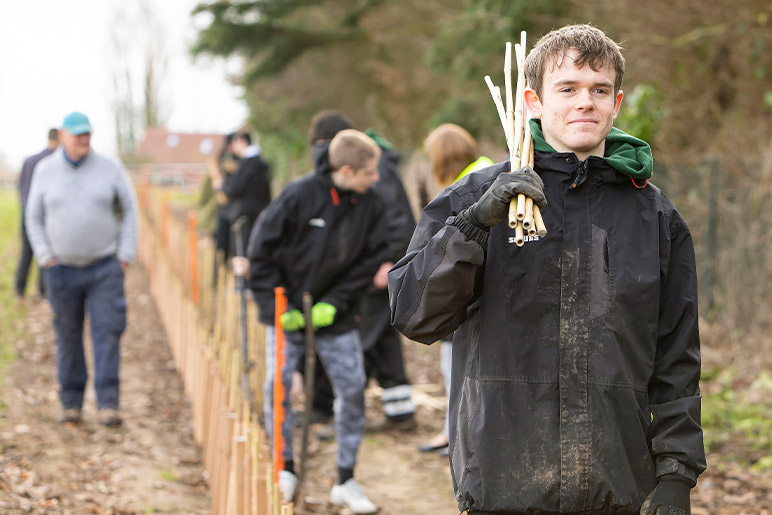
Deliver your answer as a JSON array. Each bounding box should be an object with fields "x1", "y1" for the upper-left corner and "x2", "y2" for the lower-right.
[
  {"x1": 60, "y1": 130, "x2": 91, "y2": 160},
  {"x1": 343, "y1": 156, "x2": 380, "y2": 194},
  {"x1": 524, "y1": 49, "x2": 623, "y2": 161}
]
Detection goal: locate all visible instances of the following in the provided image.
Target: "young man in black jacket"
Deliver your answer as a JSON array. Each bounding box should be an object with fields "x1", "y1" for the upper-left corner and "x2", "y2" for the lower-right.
[
  {"x1": 389, "y1": 24, "x2": 705, "y2": 514},
  {"x1": 246, "y1": 129, "x2": 386, "y2": 514},
  {"x1": 296, "y1": 118, "x2": 418, "y2": 435}
]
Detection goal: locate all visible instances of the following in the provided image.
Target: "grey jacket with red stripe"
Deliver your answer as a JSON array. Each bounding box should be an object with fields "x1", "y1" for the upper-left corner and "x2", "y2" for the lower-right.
[{"x1": 388, "y1": 151, "x2": 705, "y2": 514}]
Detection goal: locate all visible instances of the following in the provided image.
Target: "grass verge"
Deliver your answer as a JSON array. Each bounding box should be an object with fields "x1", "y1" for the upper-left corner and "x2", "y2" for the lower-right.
[
  {"x1": 0, "y1": 189, "x2": 23, "y2": 400},
  {"x1": 701, "y1": 366, "x2": 772, "y2": 471}
]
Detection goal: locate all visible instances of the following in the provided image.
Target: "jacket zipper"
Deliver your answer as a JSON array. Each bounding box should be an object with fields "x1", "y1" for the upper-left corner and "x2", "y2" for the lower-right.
[{"x1": 570, "y1": 160, "x2": 588, "y2": 189}]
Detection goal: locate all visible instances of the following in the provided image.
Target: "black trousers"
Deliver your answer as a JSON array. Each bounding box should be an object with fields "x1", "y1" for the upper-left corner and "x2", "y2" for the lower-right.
[
  {"x1": 15, "y1": 217, "x2": 43, "y2": 297},
  {"x1": 359, "y1": 290, "x2": 410, "y2": 389},
  {"x1": 214, "y1": 211, "x2": 231, "y2": 259}
]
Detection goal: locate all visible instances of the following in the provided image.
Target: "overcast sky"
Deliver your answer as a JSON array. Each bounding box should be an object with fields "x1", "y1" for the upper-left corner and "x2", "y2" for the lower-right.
[{"x1": 0, "y1": 0, "x2": 248, "y2": 170}]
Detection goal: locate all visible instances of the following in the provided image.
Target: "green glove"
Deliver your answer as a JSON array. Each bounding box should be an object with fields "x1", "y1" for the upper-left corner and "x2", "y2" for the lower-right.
[
  {"x1": 311, "y1": 302, "x2": 336, "y2": 328},
  {"x1": 280, "y1": 309, "x2": 305, "y2": 332}
]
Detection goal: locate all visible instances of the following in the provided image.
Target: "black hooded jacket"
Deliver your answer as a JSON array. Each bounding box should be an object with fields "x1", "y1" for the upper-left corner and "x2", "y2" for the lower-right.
[
  {"x1": 372, "y1": 149, "x2": 415, "y2": 265},
  {"x1": 220, "y1": 154, "x2": 271, "y2": 223},
  {"x1": 246, "y1": 143, "x2": 389, "y2": 339},
  {"x1": 388, "y1": 148, "x2": 706, "y2": 513}
]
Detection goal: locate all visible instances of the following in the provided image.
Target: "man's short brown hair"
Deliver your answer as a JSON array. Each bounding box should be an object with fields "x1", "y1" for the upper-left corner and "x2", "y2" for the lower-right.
[
  {"x1": 424, "y1": 123, "x2": 478, "y2": 187},
  {"x1": 524, "y1": 24, "x2": 625, "y2": 98},
  {"x1": 329, "y1": 129, "x2": 381, "y2": 171}
]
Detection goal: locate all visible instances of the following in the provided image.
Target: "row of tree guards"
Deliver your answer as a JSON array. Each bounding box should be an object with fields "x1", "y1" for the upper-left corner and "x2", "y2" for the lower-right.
[
  {"x1": 484, "y1": 31, "x2": 547, "y2": 245},
  {"x1": 136, "y1": 178, "x2": 294, "y2": 515}
]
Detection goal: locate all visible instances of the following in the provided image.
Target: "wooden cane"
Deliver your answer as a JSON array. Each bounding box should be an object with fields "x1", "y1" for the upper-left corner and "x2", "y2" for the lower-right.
[
  {"x1": 534, "y1": 204, "x2": 547, "y2": 238},
  {"x1": 507, "y1": 40, "x2": 524, "y2": 229},
  {"x1": 509, "y1": 40, "x2": 529, "y2": 230},
  {"x1": 523, "y1": 198, "x2": 535, "y2": 233},
  {"x1": 485, "y1": 76, "x2": 510, "y2": 145},
  {"x1": 515, "y1": 117, "x2": 533, "y2": 224},
  {"x1": 514, "y1": 219, "x2": 525, "y2": 246},
  {"x1": 505, "y1": 42, "x2": 517, "y2": 179}
]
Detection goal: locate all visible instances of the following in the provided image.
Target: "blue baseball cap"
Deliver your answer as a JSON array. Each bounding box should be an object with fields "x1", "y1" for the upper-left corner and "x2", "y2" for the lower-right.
[{"x1": 62, "y1": 112, "x2": 93, "y2": 135}]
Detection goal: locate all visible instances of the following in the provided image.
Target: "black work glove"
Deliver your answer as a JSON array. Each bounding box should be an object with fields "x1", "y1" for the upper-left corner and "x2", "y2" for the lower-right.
[
  {"x1": 639, "y1": 474, "x2": 692, "y2": 515},
  {"x1": 464, "y1": 167, "x2": 547, "y2": 229}
]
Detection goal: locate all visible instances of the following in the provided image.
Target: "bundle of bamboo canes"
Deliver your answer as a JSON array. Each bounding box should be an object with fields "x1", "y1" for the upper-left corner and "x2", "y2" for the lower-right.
[{"x1": 484, "y1": 31, "x2": 547, "y2": 246}]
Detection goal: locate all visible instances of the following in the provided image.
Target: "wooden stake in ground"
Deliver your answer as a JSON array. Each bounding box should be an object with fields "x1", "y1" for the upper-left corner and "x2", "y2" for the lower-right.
[{"x1": 294, "y1": 291, "x2": 317, "y2": 508}]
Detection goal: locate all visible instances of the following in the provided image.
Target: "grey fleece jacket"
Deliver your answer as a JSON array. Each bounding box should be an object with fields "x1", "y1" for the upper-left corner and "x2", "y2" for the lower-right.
[{"x1": 25, "y1": 149, "x2": 138, "y2": 267}]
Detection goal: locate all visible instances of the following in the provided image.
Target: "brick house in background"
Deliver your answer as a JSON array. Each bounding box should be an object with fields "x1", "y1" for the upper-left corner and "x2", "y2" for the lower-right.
[{"x1": 132, "y1": 127, "x2": 228, "y2": 189}]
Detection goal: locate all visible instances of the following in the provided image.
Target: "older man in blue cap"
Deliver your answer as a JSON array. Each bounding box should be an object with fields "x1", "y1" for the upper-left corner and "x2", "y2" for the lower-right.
[{"x1": 26, "y1": 112, "x2": 138, "y2": 427}]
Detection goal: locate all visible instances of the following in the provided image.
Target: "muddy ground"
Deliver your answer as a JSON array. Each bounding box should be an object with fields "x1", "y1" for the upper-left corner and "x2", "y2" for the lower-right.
[
  {"x1": 0, "y1": 265, "x2": 456, "y2": 514},
  {"x1": 1, "y1": 263, "x2": 770, "y2": 514}
]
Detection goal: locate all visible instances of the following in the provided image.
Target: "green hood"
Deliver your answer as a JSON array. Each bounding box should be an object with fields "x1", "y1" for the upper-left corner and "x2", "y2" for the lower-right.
[
  {"x1": 529, "y1": 119, "x2": 653, "y2": 180},
  {"x1": 364, "y1": 127, "x2": 395, "y2": 152}
]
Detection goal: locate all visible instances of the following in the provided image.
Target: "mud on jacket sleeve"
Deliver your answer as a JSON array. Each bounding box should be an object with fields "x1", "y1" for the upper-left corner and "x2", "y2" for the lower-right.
[
  {"x1": 388, "y1": 188, "x2": 487, "y2": 344},
  {"x1": 246, "y1": 189, "x2": 295, "y2": 323},
  {"x1": 649, "y1": 211, "x2": 706, "y2": 482},
  {"x1": 319, "y1": 199, "x2": 390, "y2": 314}
]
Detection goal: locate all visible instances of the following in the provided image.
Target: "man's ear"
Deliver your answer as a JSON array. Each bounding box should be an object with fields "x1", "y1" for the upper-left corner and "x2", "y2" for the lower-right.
[
  {"x1": 612, "y1": 90, "x2": 624, "y2": 121},
  {"x1": 524, "y1": 88, "x2": 542, "y2": 118}
]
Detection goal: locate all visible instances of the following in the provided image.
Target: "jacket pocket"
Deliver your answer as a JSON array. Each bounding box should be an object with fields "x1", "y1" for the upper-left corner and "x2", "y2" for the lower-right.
[{"x1": 591, "y1": 224, "x2": 611, "y2": 319}]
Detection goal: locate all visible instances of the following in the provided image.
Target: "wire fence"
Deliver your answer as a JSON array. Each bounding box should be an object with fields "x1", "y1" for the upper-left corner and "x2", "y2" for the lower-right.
[{"x1": 655, "y1": 152, "x2": 772, "y2": 355}]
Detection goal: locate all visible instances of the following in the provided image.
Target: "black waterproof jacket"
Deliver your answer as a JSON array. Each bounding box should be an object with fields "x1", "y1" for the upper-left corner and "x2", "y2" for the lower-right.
[
  {"x1": 221, "y1": 154, "x2": 271, "y2": 223},
  {"x1": 388, "y1": 152, "x2": 706, "y2": 514},
  {"x1": 247, "y1": 144, "x2": 389, "y2": 339},
  {"x1": 372, "y1": 149, "x2": 416, "y2": 265}
]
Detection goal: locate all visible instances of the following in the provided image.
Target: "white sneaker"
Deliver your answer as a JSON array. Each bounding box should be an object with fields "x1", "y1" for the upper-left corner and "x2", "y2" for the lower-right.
[
  {"x1": 330, "y1": 479, "x2": 378, "y2": 514},
  {"x1": 278, "y1": 470, "x2": 297, "y2": 503}
]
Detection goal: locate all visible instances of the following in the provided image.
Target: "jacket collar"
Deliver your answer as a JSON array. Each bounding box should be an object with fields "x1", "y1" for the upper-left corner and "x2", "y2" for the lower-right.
[
  {"x1": 529, "y1": 119, "x2": 653, "y2": 180},
  {"x1": 534, "y1": 151, "x2": 627, "y2": 188}
]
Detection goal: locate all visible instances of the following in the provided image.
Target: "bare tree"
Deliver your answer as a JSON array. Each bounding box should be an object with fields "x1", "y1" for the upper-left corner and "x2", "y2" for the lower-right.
[
  {"x1": 139, "y1": 0, "x2": 168, "y2": 129},
  {"x1": 110, "y1": 5, "x2": 137, "y2": 156},
  {"x1": 109, "y1": 0, "x2": 168, "y2": 157}
]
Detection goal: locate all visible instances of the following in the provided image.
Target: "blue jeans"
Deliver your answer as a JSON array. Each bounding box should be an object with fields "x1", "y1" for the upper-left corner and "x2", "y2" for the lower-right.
[{"x1": 45, "y1": 256, "x2": 127, "y2": 410}]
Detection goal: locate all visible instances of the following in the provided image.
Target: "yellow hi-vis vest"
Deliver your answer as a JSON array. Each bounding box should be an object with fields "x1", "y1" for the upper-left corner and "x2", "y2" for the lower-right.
[{"x1": 453, "y1": 156, "x2": 494, "y2": 183}]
